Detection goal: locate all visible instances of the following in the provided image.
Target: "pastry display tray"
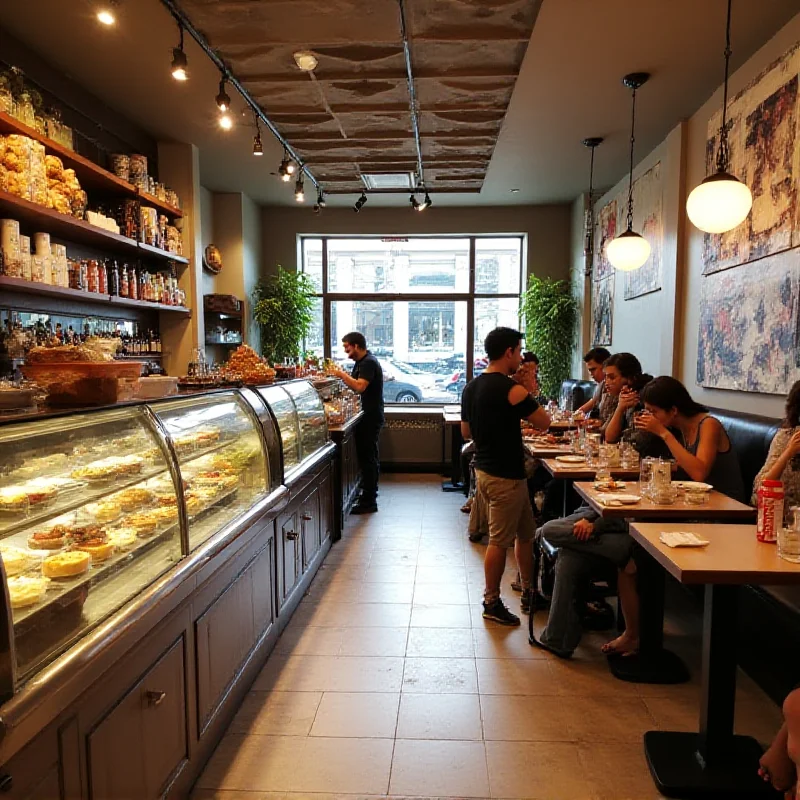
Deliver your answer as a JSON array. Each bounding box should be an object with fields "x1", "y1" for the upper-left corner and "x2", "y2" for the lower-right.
[{"x1": 0, "y1": 439, "x2": 232, "y2": 539}]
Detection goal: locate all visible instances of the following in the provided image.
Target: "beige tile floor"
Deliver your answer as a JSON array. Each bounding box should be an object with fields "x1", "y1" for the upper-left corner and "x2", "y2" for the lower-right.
[{"x1": 193, "y1": 474, "x2": 784, "y2": 800}]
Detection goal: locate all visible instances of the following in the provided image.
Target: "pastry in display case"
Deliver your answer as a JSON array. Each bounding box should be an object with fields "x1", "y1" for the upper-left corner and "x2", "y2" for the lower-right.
[
  {"x1": 258, "y1": 384, "x2": 301, "y2": 473},
  {"x1": 0, "y1": 407, "x2": 183, "y2": 685},
  {"x1": 283, "y1": 380, "x2": 329, "y2": 461},
  {"x1": 151, "y1": 391, "x2": 269, "y2": 551}
]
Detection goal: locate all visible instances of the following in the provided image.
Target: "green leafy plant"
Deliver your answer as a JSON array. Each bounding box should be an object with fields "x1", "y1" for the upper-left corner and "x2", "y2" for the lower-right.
[
  {"x1": 252, "y1": 267, "x2": 316, "y2": 363},
  {"x1": 520, "y1": 275, "x2": 578, "y2": 400}
]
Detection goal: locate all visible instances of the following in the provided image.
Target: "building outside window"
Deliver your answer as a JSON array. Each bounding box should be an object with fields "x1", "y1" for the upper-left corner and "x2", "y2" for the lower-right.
[{"x1": 301, "y1": 236, "x2": 524, "y2": 403}]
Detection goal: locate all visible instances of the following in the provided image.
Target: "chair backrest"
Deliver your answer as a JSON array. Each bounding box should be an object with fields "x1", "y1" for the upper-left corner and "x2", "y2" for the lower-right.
[{"x1": 708, "y1": 406, "x2": 781, "y2": 500}]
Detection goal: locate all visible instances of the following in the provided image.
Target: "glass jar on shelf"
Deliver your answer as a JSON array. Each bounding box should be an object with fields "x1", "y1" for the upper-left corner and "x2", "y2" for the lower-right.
[{"x1": 16, "y1": 91, "x2": 35, "y2": 127}]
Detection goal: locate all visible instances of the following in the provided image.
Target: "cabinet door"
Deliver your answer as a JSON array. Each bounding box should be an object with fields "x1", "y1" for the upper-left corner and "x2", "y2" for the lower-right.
[
  {"x1": 195, "y1": 566, "x2": 256, "y2": 733},
  {"x1": 319, "y1": 471, "x2": 333, "y2": 546},
  {"x1": 279, "y1": 511, "x2": 300, "y2": 604},
  {"x1": 301, "y1": 488, "x2": 321, "y2": 569},
  {"x1": 87, "y1": 637, "x2": 187, "y2": 800}
]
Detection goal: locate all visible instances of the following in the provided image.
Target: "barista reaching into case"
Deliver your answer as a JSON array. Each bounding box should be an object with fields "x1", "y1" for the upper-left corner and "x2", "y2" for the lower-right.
[{"x1": 332, "y1": 332, "x2": 384, "y2": 515}]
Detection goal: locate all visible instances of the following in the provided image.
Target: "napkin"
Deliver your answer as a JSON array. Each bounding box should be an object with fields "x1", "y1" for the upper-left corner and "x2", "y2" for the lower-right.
[{"x1": 659, "y1": 532, "x2": 710, "y2": 548}]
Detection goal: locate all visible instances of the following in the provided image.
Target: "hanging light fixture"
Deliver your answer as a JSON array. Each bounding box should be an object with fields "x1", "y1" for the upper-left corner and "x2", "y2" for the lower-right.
[
  {"x1": 686, "y1": 0, "x2": 752, "y2": 233},
  {"x1": 354, "y1": 192, "x2": 368, "y2": 213},
  {"x1": 295, "y1": 174, "x2": 305, "y2": 203},
  {"x1": 582, "y1": 137, "x2": 603, "y2": 277},
  {"x1": 216, "y1": 77, "x2": 231, "y2": 112},
  {"x1": 416, "y1": 192, "x2": 431, "y2": 212},
  {"x1": 253, "y1": 114, "x2": 263, "y2": 156},
  {"x1": 409, "y1": 194, "x2": 420, "y2": 210},
  {"x1": 278, "y1": 149, "x2": 294, "y2": 182},
  {"x1": 171, "y1": 23, "x2": 188, "y2": 81},
  {"x1": 606, "y1": 73, "x2": 651, "y2": 272}
]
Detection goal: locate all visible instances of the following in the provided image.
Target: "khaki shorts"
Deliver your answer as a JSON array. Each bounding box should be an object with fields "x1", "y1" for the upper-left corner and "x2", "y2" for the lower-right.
[{"x1": 475, "y1": 470, "x2": 536, "y2": 549}]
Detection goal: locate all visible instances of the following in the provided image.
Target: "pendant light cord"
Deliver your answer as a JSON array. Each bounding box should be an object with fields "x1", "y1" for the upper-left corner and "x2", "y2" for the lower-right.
[
  {"x1": 626, "y1": 86, "x2": 637, "y2": 231},
  {"x1": 716, "y1": 0, "x2": 733, "y2": 173}
]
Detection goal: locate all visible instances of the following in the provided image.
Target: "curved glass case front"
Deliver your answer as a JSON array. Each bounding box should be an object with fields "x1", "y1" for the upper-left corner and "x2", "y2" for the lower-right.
[
  {"x1": 258, "y1": 385, "x2": 300, "y2": 472},
  {"x1": 153, "y1": 392, "x2": 269, "y2": 551},
  {"x1": 283, "y1": 381, "x2": 329, "y2": 460},
  {"x1": 0, "y1": 407, "x2": 182, "y2": 683}
]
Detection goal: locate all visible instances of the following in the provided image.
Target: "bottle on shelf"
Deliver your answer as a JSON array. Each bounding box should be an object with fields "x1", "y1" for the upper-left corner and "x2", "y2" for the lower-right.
[
  {"x1": 98, "y1": 258, "x2": 107, "y2": 294},
  {"x1": 110, "y1": 260, "x2": 120, "y2": 296},
  {"x1": 120, "y1": 264, "x2": 129, "y2": 298},
  {"x1": 129, "y1": 264, "x2": 138, "y2": 300}
]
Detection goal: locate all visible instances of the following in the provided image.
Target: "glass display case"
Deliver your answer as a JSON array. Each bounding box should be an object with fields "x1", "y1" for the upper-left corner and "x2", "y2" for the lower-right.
[
  {"x1": 284, "y1": 381, "x2": 329, "y2": 460},
  {"x1": 258, "y1": 381, "x2": 329, "y2": 478},
  {"x1": 152, "y1": 392, "x2": 269, "y2": 551},
  {"x1": 258, "y1": 385, "x2": 301, "y2": 472},
  {"x1": 0, "y1": 406, "x2": 182, "y2": 684}
]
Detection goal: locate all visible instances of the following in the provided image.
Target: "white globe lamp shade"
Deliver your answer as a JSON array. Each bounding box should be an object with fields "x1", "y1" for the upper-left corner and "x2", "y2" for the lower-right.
[
  {"x1": 686, "y1": 171, "x2": 752, "y2": 234},
  {"x1": 606, "y1": 229, "x2": 651, "y2": 272}
]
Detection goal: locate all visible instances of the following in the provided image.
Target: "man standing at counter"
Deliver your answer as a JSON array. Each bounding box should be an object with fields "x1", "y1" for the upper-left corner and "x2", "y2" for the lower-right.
[
  {"x1": 332, "y1": 332, "x2": 384, "y2": 515},
  {"x1": 461, "y1": 327, "x2": 551, "y2": 625}
]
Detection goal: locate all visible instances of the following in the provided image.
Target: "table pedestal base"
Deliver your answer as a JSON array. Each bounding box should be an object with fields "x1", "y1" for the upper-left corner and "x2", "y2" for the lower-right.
[
  {"x1": 607, "y1": 648, "x2": 690, "y2": 684},
  {"x1": 441, "y1": 481, "x2": 465, "y2": 493},
  {"x1": 644, "y1": 731, "x2": 781, "y2": 799}
]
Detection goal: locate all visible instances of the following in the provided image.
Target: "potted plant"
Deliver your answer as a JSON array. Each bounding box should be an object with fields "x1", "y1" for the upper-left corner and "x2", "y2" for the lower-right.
[
  {"x1": 520, "y1": 275, "x2": 577, "y2": 400},
  {"x1": 252, "y1": 267, "x2": 316, "y2": 363}
]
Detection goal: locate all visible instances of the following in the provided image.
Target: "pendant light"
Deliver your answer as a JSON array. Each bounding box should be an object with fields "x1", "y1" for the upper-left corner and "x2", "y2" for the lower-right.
[
  {"x1": 582, "y1": 137, "x2": 603, "y2": 277},
  {"x1": 686, "y1": 0, "x2": 752, "y2": 233},
  {"x1": 252, "y1": 113, "x2": 263, "y2": 156},
  {"x1": 606, "y1": 73, "x2": 651, "y2": 272},
  {"x1": 295, "y1": 174, "x2": 305, "y2": 203}
]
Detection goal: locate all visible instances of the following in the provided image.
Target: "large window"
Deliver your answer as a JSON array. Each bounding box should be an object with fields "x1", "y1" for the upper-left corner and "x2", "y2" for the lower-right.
[{"x1": 302, "y1": 236, "x2": 524, "y2": 403}]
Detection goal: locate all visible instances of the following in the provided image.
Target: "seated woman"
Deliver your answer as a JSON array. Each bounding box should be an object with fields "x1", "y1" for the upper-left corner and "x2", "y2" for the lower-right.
[
  {"x1": 593, "y1": 376, "x2": 745, "y2": 657},
  {"x1": 602, "y1": 352, "x2": 653, "y2": 446},
  {"x1": 752, "y1": 379, "x2": 800, "y2": 525}
]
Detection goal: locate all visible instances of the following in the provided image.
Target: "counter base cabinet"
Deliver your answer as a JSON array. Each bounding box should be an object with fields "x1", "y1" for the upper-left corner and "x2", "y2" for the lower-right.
[
  {"x1": 0, "y1": 459, "x2": 336, "y2": 800},
  {"x1": 331, "y1": 421, "x2": 362, "y2": 540},
  {"x1": 87, "y1": 637, "x2": 188, "y2": 800},
  {"x1": 196, "y1": 537, "x2": 275, "y2": 736}
]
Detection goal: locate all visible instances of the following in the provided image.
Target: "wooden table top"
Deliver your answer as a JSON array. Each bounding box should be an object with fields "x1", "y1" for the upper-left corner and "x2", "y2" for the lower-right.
[
  {"x1": 541, "y1": 458, "x2": 641, "y2": 481},
  {"x1": 523, "y1": 441, "x2": 575, "y2": 458},
  {"x1": 574, "y1": 481, "x2": 757, "y2": 521},
  {"x1": 629, "y1": 522, "x2": 800, "y2": 585}
]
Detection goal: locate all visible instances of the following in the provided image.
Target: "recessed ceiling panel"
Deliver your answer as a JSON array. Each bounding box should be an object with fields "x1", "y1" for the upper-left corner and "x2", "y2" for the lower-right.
[{"x1": 178, "y1": 0, "x2": 544, "y2": 194}]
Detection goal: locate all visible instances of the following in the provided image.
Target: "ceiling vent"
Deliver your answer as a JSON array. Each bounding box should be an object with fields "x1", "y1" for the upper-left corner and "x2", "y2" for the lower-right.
[{"x1": 360, "y1": 172, "x2": 416, "y2": 191}]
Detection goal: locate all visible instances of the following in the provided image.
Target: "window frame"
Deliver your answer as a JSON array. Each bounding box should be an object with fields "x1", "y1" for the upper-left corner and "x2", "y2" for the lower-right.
[{"x1": 302, "y1": 234, "x2": 526, "y2": 404}]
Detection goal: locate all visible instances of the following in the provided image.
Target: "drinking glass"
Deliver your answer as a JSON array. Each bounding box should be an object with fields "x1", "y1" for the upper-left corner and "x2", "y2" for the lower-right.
[
  {"x1": 639, "y1": 457, "x2": 656, "y2": 498},
  {"x1": 778, "y1": 526, "x2": 800, "y2": 563},
  {"x1": 685, "y1": 488, "x2": 708, "y2": 505},
  {"x1": 653, "y1": 484, "x2": 678, "y2": 505}
]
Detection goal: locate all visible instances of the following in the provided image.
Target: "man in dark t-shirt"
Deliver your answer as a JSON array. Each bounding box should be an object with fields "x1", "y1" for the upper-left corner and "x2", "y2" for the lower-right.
[
  {"x1": 332, "y1": 331, "x2": 384, "y2": 514},
  {"x1": 461, "y1": 327, "x2": 551, "y2": 626}
]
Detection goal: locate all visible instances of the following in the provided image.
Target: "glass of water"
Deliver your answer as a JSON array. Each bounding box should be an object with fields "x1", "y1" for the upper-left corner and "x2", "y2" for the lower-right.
[
  {"x1": 639, "y1": 457, "x2": 656, "y2": 498},
  {"x1": 778, "y1": 526, "x2": 800, "y2": 563}
]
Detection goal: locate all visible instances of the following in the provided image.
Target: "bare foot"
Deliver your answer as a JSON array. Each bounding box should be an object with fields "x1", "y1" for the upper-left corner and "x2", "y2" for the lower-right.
[
  {"x1": 601, "y1": 633, "x2": 639, "y2": 656},
  {"x1": 758, "y1": 741, "x2": 796, "y2": 793}
]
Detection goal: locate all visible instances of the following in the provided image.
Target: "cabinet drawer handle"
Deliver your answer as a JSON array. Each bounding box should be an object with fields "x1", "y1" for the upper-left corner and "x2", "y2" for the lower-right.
[
  {"x1": 301, "y1": 514, "x2": 312, "y2": 521},
  {"x1": 146, "y1": 690, "x2": 167, "y2": 707},
  {"x1": 286, "y1": 531, "x2": 299, "y2": 540}
]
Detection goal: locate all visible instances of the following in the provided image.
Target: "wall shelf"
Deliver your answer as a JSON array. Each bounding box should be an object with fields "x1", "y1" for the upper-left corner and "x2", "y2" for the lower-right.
[
  {"x1": 0, "y1": 112, "x2": 182, "y2": 218},
  {"x1": 0, "y1": 190, "x2": 188, "y2": 265},
  {"x1": 0, "y1": 276, "x2": 192, "y2": 316}
]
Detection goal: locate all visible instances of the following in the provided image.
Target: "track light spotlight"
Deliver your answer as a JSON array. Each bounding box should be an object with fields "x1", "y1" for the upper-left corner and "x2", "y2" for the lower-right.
[
  {"x1": 171, "y1": 24, "x2": 188, "y2": 81},
  {"x1": 353, "y1": 192, "x2": 368, "y2": 213},
  {"x1": 278, "y1": 150, "x2": 293, "y2": 182},
  {"x1": 253, "y1": 115, "x2": 263, "y2": 156},
  {"x1": 216, "y1": 77, "x2": 231, "y2": 113},
  {"x1": 409, "y1": 193, "x2": 420, "y2": 210},
  {"x1": 416, "y1": 192, "x2": 431, "y2": 211},
  {"x1": 295, "y1": 174, "x2": 305, "y2": 203},
  {"x1": 286, "y1": 161, "x2": 297, "y2": 176},
  {"x1": 317, "y1": 190, "x2": 326, "y2": 208},
  {"x1": 97, "y1": 1, "x2": 119, "y2": 26}
]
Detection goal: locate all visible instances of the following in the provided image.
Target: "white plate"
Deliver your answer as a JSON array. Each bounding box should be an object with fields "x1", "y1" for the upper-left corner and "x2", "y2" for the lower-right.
[
  {"x1": 555, "y1": 455, "x2": 586, "y2": 464},
  {"x1": 673, "y1": 481, "x2": 713, "y2": 492},
  {"x1": 599, "y1": 493, "x2": 641, "y2": 505}
]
